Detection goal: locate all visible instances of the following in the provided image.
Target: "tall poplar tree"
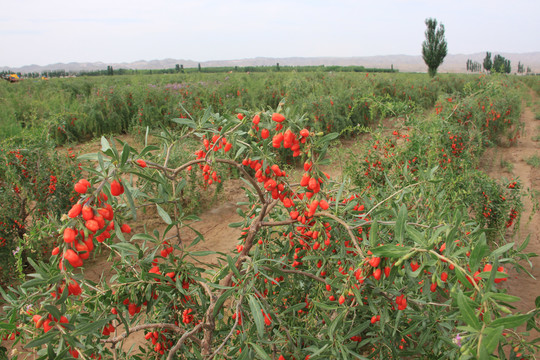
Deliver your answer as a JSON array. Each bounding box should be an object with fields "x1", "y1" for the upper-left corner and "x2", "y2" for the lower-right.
[
  {"x1": 422, "y1": 18, "x2": 448, "y2": 77},
  {"x1": 483, "y1": 52, "x2": 492, "y2": 73}
]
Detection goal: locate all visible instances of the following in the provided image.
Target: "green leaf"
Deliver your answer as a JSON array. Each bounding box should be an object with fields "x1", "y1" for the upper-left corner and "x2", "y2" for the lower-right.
[
  {"x1": 491, "y1": 242, "x2": 515, "y2": 258},
  {"x1": 156, "y1": 204, "x2": 172, "y2": 225},
  {"x1": 72, "y1": 318, "x2": 112, "y2": 336},
  {"x1": 313, "y1": 301, "x2": 339, "y2": 311},
  {"x1": 395, "y1": 204, "x2": 407, "y2": 242},
  {"x1": 226, "y1": 255, "x2": 241, "y2": 279},
  {"x1": 321, "y1": 132, "x2": 340, "y2": 143},
  {"x1": 130, "y1": 233, "x2": 156, "y2": 242},
  {"x1": 371, "y1": 244, "x2": 412, "y2": 258},
  {"x1": 0, "y1": 323, "x2": 16, "y2": 330},
  {"x1": 24, "y1": 331, "x2": 57, "y2": 348},
  {"x1": 469, "y1": 233, "x2": 488, "y2": 270},
  {"x1": 171, "y1": 117, "x2": 197, "y2": 128},
  {"x1": 406, "y1": 226, "x2": 426, "y2": 246},
  {"x1": 100, "y1": 136, "x2": 111, "y2": 153},
  {"x1": 43, "y1": 305, "x2": 62, "y2": 322},
  {"x1": 76, "y1": 152, "x2": 99, "y2": 161},
  {"x1": 486, "y1": 293, "x2": 521, "y2": 303},
  {"x1": 369, "y1": 221, "x2": 379, "y2": 247},
  {"x1": 110, "y1": 242, "x2": 139, "y2": 255},
  {"x1": 139, "y1": 145, "x2": 160, "y2": 158},
  {"x1": 120, "y1": 142, "x2": 130, "y2": 166},
  {"x1": 457, "y1": 291, "x2": 481, "y2": 330},
  {"x1": 249, "y1": 343, "x2": 272, "y2": 360},
  {"x1": 189, "y1": 251, "x2": 216, "y2": 257},
  {"x1": 247, "y1": 295, "x2": 265, "y2": 338},
  {"x1": 517, "y1": 234, "x2": 530, "y2": 252},
  {"x1": 327, "y1": 310, "x2": 347, "y2": 341},
  {"x1": 479, "y1": 326, "x2": 503, "y2": 360},
  {"x1": 490, "y1": 314, "x2": 531, "y2": 329},
  {"x1": 213, "y1": 289, "x2": 235, "y2": 317},
  {"x1": 21, "y1": 278, "x2": 46, "y2": 289},
  {"x1": 123, "y1": 183, "x2": 137, "y2": 220}
]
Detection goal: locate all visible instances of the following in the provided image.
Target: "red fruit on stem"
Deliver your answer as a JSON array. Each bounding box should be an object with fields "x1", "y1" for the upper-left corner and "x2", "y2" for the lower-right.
[
  {"x1": 319, "y1": 199, "x2": 329, "y2": 210},
  {"x1": 74, "y1": 181, "x2": 88, "y2": 194},
  {"x1": 373, "y1": 268, "x2": 382, "y2": 280},
  {"x1": 121, "y1": 223, "x2": 131, "y2": 234},
  {"x1": 369, "y1": 257, "x2": 381, "y2": 268},
  {"x1": 272, "y1": 113, "x2": 286, "y2": 123},
  {"x1": 85, "y1": 219, "x2": 100, "y2": 233},
  {"x1": 68, "y1": 203, "x2": 82, "y2": 218},
  {"x1": 110, "y1": 180, "x2": 124, "y2": 196},
  {"x1": 82, "y1": 206, "x2": 94, "y2": 221},
  {"x1": 63, "y1": 228, "x2": 77, "y2": 243}
]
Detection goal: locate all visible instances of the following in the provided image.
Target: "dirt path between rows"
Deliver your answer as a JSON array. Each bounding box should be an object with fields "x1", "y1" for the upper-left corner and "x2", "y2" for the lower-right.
[{"x1": 483, "y1": 86, "x2": 540, "y2": 341}]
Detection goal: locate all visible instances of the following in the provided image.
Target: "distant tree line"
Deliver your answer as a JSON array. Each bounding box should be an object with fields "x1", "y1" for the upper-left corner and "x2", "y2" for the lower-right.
[
  {"x1": 2, "y1": 64, "x2": 398, "y2": 79},
  {"x1": 480, "y1": 52, "x2": 532, "y2": 74},
  {"x1": 466, "y1": 59, "x2": 482, "y2": 72}
]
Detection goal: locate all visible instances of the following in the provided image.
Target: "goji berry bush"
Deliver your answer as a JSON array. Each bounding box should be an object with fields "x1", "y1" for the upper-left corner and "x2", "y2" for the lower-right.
[
  {"x1": 0, "y1": 141, "x2": 81, "y2": 285},
  {"x1": 1, "y1": 74, "x2": 539, "y2": 360}
]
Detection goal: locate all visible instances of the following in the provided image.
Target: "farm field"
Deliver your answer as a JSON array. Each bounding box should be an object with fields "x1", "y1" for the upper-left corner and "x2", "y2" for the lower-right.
[{"x1": 0, "y1": 71, "x2": 539, "y2": 359}]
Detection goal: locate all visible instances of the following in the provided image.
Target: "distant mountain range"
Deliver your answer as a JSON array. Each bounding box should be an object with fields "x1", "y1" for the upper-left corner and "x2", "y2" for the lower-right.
[{"x1": 2, "y1": 52, "x2": 539, "y2": 74}]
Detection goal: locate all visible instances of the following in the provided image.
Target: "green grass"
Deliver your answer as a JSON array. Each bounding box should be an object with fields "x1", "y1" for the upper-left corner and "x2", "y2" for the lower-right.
[
  {"x1": 500, "y1": 158, "x2": 514, "y2": 172},
  {"x1": 525, "y1": 154, "x2": 540, "y2": 168}
]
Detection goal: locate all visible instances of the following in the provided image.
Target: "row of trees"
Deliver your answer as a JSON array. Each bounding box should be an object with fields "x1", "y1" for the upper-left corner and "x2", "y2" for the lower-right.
[
  {"x1": 466, "y1": 59, "x2": 482, "y2": 72},
  {"x1": 465, "y1": 54, "x2": 533, "y2": 74},
  {"x1": 483, "y1": 52, "x2": 511, "y2": 74}
]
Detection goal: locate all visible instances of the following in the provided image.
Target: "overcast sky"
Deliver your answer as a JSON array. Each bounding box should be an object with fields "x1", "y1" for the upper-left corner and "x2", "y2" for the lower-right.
[{"x1": 2, "y1": 0, "x2": 539, "y2": 67}]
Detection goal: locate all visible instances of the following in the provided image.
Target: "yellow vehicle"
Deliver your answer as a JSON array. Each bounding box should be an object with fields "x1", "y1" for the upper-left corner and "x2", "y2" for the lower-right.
[{"x1": 3, "y1": 73, "x2": 20, "y2": 82}]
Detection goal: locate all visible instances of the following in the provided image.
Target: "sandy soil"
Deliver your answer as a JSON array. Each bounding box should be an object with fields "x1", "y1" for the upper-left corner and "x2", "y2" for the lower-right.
[{"x1": 482, "y1": 87, "x2": 540, "y2": 340}]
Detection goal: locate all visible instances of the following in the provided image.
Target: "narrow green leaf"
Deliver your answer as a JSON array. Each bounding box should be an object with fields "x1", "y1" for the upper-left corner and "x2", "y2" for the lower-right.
[
  {"x1": 0, "y1": 323, "x2": 16, "y2": 330},
  {"x1": 371, "y1": 244, "x2": 411, "y2": 258},
  {"x1": 457, "y1": 292, "x2": 481, "y2": 330},
  {"x1": 369, "y1": 221, "x2": 379, "y2": 247},
  {"x1": 249, "y1": 343, "x2": 272, "y2": 360},
  {"x1": 226, "y1": 255, "x2": 241, "y2": 279},
  {"x1": 120, "y1": 142, "x2": 130, "y2": 166},
  {"x1": 469, "y1": 233, "x2": 488, "y2": 271},
  {"x1": 213, "y1": 289, "x2": 235, "y2": 317},
  {"x1": 72, "y1": 318, "x2": 112, "y2": 336},
  {"x1": 171, "y1": 118, "x2": 197, "y2": 128},
  {"x1": 247, "y1": 295, "x2": 265, "y2": 338},
  {"x1": 395, "y1": 204, "x2": 407, "y2": 242},
  {"x1": 100, "y1": 136, "x2": 111, "y2": 153},
  {"x1": 490, "y1": 314, "x2": 531, "y2": 329},
  {"x1": 491, "y1": 242, "x2": 515, "y2": 258},
  {"x1": 24, "y1": 331, "x2": 57, "y2": 348},
  {"x1": 43, "y1": 305, "x2": 62, "y2": 322},
  {"x1": 156, "y1": 204, "x2": 172, "y2": 225},
  {"x1": 486, "y1": 293, "x2": 521, "y2": 303},
  {"x1": 189, "y1": 251, "x2": 216, "y2": 257},
  {"x1": 110, "y1": 242, "x2": 139, "y2": 255},
  {"x1": 321, "y1": 132, "x2": 340, "y2": 143},
  {"x1": 123, "y1": 184, "x2": 137, "y2": 220},
  {"x1": 479, "y1": 326, "x2": 503, "y2": 360},
  {"x1": 518, "y1": 234, "x2": 530, "y2": 252}
]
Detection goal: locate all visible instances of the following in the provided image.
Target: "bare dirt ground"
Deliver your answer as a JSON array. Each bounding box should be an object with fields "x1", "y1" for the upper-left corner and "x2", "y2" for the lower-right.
[{"x1": 482, "y1": 87, "x2": 540, "y2": 341}]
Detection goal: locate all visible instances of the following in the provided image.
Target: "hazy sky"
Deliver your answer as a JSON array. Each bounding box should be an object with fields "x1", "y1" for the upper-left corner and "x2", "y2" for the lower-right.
[{"x1": 2, "y1": 0, "x2": 539, "y2": 67}]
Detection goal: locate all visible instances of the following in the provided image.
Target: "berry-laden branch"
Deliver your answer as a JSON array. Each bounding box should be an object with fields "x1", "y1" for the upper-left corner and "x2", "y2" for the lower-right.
[{"x1": 102, "y1": 323, "x2": 201, "y2": 346}]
